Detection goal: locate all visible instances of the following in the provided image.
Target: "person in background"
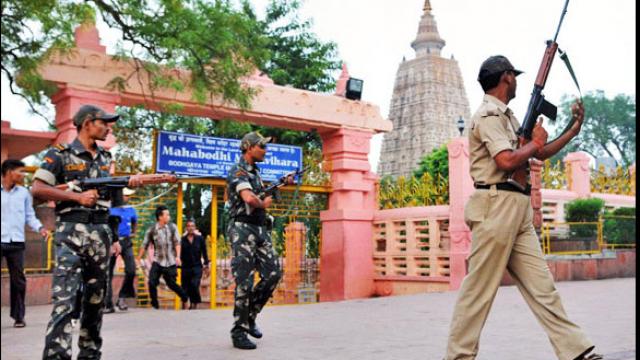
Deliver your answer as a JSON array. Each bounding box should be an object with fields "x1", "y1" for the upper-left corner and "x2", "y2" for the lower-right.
[
  {"x1": 180, "y1": 219, "x2": 210, "y2": 309},
  {"x1": 137, "y1": 205, "x2": 189, "y2": 309},
  {"x1": 104, "y1": 187, "x2": 138, "y2": 313},
  {"x1": 1, "y1": 159, "x2": 48, "y2": 328}
]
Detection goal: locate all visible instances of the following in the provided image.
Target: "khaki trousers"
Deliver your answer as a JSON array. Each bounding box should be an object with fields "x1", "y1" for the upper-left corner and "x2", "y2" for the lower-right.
[{"x1": 445, "y1": 187, "x2": 593, "y2": 360}]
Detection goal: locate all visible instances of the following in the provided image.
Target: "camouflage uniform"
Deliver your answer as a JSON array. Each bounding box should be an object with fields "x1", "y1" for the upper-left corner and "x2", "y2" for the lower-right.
[
  {"x1": 34, "y1": 139, "x2": 115, "y2": 359},
  {"x1": 226, "y1": 157, "x2": 282, "y2": 337}
]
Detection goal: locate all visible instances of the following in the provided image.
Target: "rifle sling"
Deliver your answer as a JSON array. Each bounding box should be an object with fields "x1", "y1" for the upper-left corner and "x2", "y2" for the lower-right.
[{"x1": 546, "y1": 47, "x2": 582, "y2": 146}]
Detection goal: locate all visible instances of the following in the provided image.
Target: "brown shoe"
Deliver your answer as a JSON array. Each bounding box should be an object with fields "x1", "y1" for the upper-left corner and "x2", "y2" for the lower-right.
[{"x1": 13, "y1": 320, "x2": 26, "y2": 328}]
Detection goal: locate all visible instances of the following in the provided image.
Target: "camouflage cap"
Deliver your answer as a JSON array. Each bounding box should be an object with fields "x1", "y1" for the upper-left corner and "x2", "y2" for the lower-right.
[
  {"x1": 240, "y1": 131, "x2": 272, "y2": 151},
  {"x1": 477, "y1": 55, "x2": 524, "y2": 81},
  {"x1": 73, "y1": 105, "x2": 120, "y2": 127}
]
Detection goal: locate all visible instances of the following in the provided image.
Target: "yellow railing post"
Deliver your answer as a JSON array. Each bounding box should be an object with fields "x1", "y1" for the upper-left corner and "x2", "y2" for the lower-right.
[
  {"x1": 597, "y1": 216, "x2": 604, "y2": 250},
  {"x1": 210, "y1": 185, "x2": 218, "y2": 309},
  {"x1": 175, "y1": 183, "x2": 183, "y2": 310},
  {"x1": 47, "y1": 231, "x2": 53, "y2": 271}
]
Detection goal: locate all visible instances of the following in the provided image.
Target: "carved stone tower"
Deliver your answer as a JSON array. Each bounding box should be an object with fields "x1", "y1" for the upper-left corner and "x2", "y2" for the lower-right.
[{"x1": 377, "y1": 0, "x2": 471, "y2": 177}]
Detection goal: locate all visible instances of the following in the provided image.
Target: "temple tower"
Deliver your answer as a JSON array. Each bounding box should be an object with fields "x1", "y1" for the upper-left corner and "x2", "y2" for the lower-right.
[{"x1": 378, "y1": 0, "x2": 471, "y2": 177}]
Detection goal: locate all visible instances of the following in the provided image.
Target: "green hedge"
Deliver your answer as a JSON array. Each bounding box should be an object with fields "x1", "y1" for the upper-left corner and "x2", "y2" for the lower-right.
[
  {"x1": 564, "y1": 198, "x2": 605, "y2": 238},
  {"x1": 603, "y1": 207, "x2": 636, "y2": 244}
]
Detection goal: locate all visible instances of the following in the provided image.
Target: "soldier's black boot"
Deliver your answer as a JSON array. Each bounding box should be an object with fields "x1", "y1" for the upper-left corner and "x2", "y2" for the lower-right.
[
  {"x1": 248, "y1": 320, "x2": 263, "y2": 339},
  {"x1": 232, "y1": 333, "x2": 257, "y2": 350}
]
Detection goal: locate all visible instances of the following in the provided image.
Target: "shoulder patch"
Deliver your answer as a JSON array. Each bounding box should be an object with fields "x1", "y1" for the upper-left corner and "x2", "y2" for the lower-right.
[
  {"x1": 65, "y1": 163, "x2": 87, "y2": 171},
  {"x1": 235, "y1": 170, "x2": 247, "y2": 177},
  {"x1": 478, "y1": 101, "x2": 505, "y2": 118},
  {"x1": 53, "y1": 143, "x2": 69, "y2": 151},
  {"x1": 44, "y1": 156, "x2": 55, "y2": 164}
]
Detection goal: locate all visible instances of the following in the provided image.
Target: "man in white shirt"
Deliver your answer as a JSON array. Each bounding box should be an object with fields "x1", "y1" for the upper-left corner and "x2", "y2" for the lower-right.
[{"x1": 1, "y1": 159, "x2": 48, "y2": 328}]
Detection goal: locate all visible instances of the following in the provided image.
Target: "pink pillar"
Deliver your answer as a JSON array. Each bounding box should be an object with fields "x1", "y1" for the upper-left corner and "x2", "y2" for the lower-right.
[
  {"x1": 49, "y1": 22, "x2": 118, "y2": 148},
  {"x1": 447, "y1": 138, "x2": 475, "y2": 290},
  {"x1": 319, "y1": 128, "x2": 376, "y2": 301},
  {"x1": 564, "y1": 152, "x2": 591, "y2": 197},
  {"x1": 51, "y1": 87, "x2": 120, "y2": 149}
]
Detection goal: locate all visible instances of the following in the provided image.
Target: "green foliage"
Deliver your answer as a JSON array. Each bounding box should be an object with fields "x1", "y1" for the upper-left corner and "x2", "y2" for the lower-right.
[
  {"x1": 1, "y1": 0, "x2": 94, "y2": 122},
  {"x1": 247, "y1": 0, "x2": 341, "y2": 92},
  {"x1": 603, "y1": 207, "x2": 636, "y2": 245},
  {"x1": 550, "y1": 91, "x2": 636, "y2": 167},
  {"x1": 3, "y1": 0, "x2": 269, "y2": 109},
  {"x1": 413, "y1": 145, "x2": 448, "y2": 180},
  {"x1": 564, "y1": 198, "x2": 605, "y2": 238},
  {"x1": 378, "y1": 173, "x2": 449, "y2": 209},
  {"x1": 564, "y1": 198, "x2": 605, "y2": 222},
  {"x1": 3, "y1": 0, "x2": 339, "y2": 115}
]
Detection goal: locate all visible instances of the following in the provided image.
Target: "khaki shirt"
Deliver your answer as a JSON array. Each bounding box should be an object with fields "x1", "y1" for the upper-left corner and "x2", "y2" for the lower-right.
[{"x1": 468, "y1": 94, "x2": 521, "y2": 185}]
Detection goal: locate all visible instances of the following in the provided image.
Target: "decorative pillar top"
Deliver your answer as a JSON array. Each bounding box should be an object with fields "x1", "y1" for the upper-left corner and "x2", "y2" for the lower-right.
[
  {"x1": 563, "y1": 151, "x2": 592, "y2": 197},
  {"x1": 411, "y1": 0, "x2": 446, "y2": 57},
  {"x1": 334, "y1": 62, "x2": 350, "y2": 97},
  {"x1": 74, "y1": 22, "x2": 106, "y2": 53}
]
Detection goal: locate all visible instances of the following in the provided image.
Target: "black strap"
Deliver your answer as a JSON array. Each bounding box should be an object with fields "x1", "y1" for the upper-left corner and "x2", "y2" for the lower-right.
[
  {"x1": 474, "y1": 182, "x2": 531, "y2": 196},
  {"x1": 546, "y1": 47, "x2": 582, "y2": 147},
  {"x1": 232, "y1": 215, "x2": 266, "y2": 226},
  {"x1": 59, "y1": 210, "x2": 110, "y2": 224}
]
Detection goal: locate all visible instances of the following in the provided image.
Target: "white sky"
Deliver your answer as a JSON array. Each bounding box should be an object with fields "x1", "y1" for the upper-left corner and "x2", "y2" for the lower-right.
[{"x1": 2, "y1": 0, "x2": 636, "y2": 169}]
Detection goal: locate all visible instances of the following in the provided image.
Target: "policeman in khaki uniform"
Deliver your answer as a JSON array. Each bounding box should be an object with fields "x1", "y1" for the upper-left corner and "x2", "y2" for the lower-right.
[
  {"x1": 444, "y1": 56, "x2": 602, "y2": 360},
  {"x1": 32, "y1": 105, "x2": 141, "y2": 360},
  {"x1": 225, "y1": 132, "x2": 293, "y2": 350}
]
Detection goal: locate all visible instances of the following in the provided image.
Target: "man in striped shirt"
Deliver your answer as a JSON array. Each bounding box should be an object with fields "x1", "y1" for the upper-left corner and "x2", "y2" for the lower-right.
[{"x1": 137, "y1": 205, "x2": 189, "y2": 309}]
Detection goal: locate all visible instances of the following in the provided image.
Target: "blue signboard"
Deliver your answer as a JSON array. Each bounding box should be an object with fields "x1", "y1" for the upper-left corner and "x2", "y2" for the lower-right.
[{"x1": 155, "y1": 130, "x2": 303, "y2": 182}]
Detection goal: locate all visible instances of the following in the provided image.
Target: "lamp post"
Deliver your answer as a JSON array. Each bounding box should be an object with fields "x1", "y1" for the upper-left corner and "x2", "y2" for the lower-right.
[{"x1": 456, "y1": 116, "x2": 465, "y2": 136}]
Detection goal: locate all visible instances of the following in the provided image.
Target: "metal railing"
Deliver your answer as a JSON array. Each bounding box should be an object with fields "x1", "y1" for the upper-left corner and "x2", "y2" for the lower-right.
[
  {"x1": 540, "y1": 215, "x2": 636, "y2": 255},
  {"x1": 1, "y1": 232, "x2": 54, "y2": 274}
]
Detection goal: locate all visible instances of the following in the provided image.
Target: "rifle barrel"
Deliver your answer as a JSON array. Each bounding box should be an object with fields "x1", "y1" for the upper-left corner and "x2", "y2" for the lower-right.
[{"x1": 553, "y1": 0, "x2": 570, "y2": 42}]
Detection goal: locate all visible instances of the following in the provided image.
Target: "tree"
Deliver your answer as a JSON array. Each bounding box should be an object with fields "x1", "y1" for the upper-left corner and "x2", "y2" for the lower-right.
[
  {"x1": 549, "y1": 91, "x2": 636, "y2": 167},
  {"x1": 413, "y1": 144, "x2": 448, "y2": 180},
  {"x1": 247, "y1": 0, "x2": 340, "y2": 93},
  {"x1": 2, "y1": 0, "x2": 271, "y2": 119}
]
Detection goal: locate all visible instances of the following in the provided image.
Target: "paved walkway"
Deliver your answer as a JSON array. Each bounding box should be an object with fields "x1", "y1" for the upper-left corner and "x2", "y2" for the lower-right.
[{"x1": 1, "y1": 278, "x2": 635, "y2": 360}]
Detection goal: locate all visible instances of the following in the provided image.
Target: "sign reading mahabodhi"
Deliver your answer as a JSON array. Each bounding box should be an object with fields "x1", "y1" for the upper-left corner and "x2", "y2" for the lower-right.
[{"x1": 155, "y1": 130, "x2": 302, "y2": 182}]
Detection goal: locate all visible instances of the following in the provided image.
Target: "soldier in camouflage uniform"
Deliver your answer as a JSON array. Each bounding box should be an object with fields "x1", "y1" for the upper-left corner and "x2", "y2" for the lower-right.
[
  {"x1": 32, "y1": 105, "x2": 135, "y2": 360},
  {"x1": 226, "y1": 132, "x2": 293, "y2": 350}
]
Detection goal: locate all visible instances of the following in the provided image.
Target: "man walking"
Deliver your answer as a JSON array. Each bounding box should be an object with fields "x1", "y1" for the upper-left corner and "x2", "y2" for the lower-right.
[
  {"x1": 104, "y1": 187, "x2": 138, "y2": 313},
  {"x1": 32, "y1": 104, "x2": 138, "y2": 359},
  {"x1": 180, "y1": 219, "x2": 210, "y2": 309},
  {"x1": 1, "y1": 159, "x2": 48, "y2": 328},
  {"x1": 137, "y1": 205, "x2": 189, "y2": 310},
  {"x1": 443, "y1": 55, "x2": 601, "y2": 360},
  {"x1": 226, "y1": 131, "x2": 292, "y2": 350}
]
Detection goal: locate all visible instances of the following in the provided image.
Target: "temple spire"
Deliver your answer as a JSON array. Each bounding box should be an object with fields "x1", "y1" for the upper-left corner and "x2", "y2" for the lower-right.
[
  {"x1": 423, "y1": 0, "x2": 432, "y2": 12},
  {"x1": 411, "y1": 0, "x2": 445, "y2": 57}
]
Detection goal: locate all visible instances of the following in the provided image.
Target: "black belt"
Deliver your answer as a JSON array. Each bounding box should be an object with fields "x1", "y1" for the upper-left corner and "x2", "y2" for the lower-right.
[
  {"x1": 59, "y1": 210, "x2": 110, "y2": 224},
  {"x1": 232, "y1": 215, "x2": 266, "y2": 226},
  {"x1": 474, "y1": 182, "x2": 531, "y2": 196}
]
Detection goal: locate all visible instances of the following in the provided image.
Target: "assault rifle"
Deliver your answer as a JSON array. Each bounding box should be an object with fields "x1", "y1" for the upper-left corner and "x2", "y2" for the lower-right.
[
  {"x1": 54, "y1": 173, "x2": 215, "y2": 207},
  {"x1": 257, "y1": 166, "x2": 309, "y2": 200},
  {"x1": 509, "y1": 0, "x2": 580, "y2": 190}
]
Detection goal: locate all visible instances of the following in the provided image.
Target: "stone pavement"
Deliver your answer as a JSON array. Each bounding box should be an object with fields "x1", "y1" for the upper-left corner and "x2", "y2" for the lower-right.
[{"x1": 1, "y1": 278, "x2": 635, "y2": 360}]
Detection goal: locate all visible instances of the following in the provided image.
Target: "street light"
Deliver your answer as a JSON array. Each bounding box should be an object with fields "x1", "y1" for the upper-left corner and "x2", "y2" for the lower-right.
[{"x1": 456, "y1": 116, "x2": 465, "y2": 136}]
